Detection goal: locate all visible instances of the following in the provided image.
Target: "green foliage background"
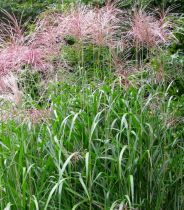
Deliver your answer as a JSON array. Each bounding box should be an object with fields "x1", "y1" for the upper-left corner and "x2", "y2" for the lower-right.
[{"x1": 0, "y1": 0, "x2": 183, "y2": 21}]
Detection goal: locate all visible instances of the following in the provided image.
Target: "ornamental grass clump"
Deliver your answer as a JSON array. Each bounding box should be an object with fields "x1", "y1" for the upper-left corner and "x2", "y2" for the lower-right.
[
  {"x1": 0, "y1": 4, "x2": 172, "y2": 105},
  {"x1": 0, "y1": 17, "x2": 49, "y2": 76},
  {"x1": 0, "y1": 12, "x2": 56, "y2": 104},
  {"x1": 87, "y1": 3, "x2": 122, "y2": 47},
  {"x1": 128, "y1": 9, "x2": 170, "y2": 47},
  {"x1": 0, "y1": 45, "x2": 48, "y2": 76},
  {"x1": 45, "y1": 2, "x2": 122, "y2": 47},
  {"x1": 62, "y1": 5, "x2": 96, "y2": 42}
]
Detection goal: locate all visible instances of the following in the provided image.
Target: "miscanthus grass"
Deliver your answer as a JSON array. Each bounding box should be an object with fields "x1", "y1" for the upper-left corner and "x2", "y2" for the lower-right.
[
  {"x1": 0, "y1": 75, "x2": 183, "y2": 210},
  {"x1": 0, "y1": 2, "x2": 183, "y2": 210}
]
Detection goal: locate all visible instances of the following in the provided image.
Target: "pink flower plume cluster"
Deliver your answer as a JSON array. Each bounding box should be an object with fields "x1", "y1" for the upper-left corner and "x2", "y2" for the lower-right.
[
  {"x1": 62, "y1": 4, "x2": 122, "y2": 46},
  {"x1": 128, "y1": 9, "x2": 169, "y2": 47},
  {"x1": 0, "y1": 4, "x2": 171, "y2": 104},
  {"x1": 0, "y1": 2, "x2": 123, "y2": 77},
  {"x1": 0, "y1": 3, "x2": 171, "y2": 106},
  {"x1": 0, "y1": 44, "x2": 48, "y2": 76}
]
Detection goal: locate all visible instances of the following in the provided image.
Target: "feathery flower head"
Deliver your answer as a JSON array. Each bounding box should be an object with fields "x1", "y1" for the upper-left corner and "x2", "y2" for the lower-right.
[{"x1": 129, "y1": 9, "x2": 169, "y2": 47}]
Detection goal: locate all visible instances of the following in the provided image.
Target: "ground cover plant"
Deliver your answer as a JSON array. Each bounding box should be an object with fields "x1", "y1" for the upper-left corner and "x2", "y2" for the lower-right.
[{"x1": 0, "y1": 0, "x2": 183, "y2": 209}]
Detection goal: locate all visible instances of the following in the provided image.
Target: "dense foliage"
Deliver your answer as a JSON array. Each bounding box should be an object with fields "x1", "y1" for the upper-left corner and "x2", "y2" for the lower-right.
[
  {"x1": 0, "y1": 1, "x2": 183, "y2": 210},
  {"x1": 0, "y1": 0, "x2": 184, "y2": 20}
]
